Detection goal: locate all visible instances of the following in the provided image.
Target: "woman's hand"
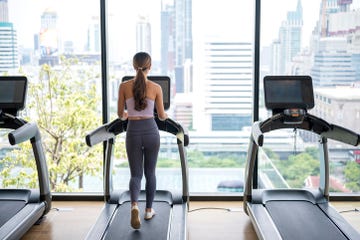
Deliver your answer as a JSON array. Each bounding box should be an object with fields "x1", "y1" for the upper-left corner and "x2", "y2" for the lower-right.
[
  {"x1": 158, "y1": 113, "x2": 168, "y2": 121},
  {"x1": 120, "y1": 112, "x2": 128, "y2": 121}
]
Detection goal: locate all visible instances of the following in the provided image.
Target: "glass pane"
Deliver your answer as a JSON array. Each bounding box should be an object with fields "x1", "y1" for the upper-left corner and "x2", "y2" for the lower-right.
[
  {"x1": 258, "y1": 129, "x2": 320, "y2": 189},
  {"x1": 107, "y1": 0, "x2": 254, "y2": 194},
  {"x1": 3, "y1": 0, "x2": 103, "y2": 193},
  {"x1": 0, "y1": 130, "x2": 38, "y2": 189},
  {"x1": 260, "y1": 0, "x2": 360, "y2": 194}
]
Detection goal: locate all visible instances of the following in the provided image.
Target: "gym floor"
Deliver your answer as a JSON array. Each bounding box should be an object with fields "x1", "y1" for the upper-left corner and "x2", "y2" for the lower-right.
[{"x1": 21, "y1": 201, "x2": 360, "y2": 240}]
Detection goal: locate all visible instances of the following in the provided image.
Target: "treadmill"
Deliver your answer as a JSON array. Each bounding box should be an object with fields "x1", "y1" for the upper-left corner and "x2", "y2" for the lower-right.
[
  {"x1": 85, "y1": 76, "x2": 189, "y2": 240},
  {"x1": 244, "y1": 75, "x2": 360, "y2": 240},
  {"x1": 0, "y1": 76, "x2": 51, "y2": 240}
]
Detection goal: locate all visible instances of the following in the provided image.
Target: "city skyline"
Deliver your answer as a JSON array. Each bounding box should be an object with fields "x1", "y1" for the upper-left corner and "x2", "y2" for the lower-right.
[
  {"x1": 1, "y1": 0, "x2": 360, "y2": 196},
  {"x1": 6, "y1": 0, "x2": 350, "y2": 62}
]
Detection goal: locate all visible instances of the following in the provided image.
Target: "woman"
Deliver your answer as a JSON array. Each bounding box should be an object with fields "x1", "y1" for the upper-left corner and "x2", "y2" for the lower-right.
[{"x1": 117, "y1": 52, "x2": 168, "y2": 229}]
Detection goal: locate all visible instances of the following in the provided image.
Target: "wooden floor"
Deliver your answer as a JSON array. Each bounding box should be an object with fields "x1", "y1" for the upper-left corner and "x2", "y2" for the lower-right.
[{"x1": 21, "y1": 201, "x2": 360, "y2": 240}]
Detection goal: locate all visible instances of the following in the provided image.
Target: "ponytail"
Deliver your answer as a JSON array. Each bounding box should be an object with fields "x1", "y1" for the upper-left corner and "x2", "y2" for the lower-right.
[{"x1": 132, "y1": 52, "x2": 151, "y2": 111}]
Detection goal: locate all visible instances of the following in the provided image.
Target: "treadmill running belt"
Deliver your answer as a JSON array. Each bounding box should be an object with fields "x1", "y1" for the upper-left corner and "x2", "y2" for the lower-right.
[
  {"x1": 266, "y1": 201, "x2": 347, "y2": 240},
  {"x1": 0, "y1": 200, "x2": 27, "y2": 227},
  {"x1": 103, "y1": 201, "x2": 171, "y2": 240}
]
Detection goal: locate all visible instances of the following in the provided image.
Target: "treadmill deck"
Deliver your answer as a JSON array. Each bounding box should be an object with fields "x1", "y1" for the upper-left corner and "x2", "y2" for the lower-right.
[{"x1": 103, "y1": 201, "x2": 171, "y2": 240}]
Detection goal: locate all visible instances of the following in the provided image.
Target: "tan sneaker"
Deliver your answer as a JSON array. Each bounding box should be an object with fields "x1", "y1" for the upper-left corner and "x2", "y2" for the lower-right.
[
  {"x1": 131, "y1": 205, "x2": 141, "y2": 229},
  {"x1": 144, "y1": 209, "x2": 156, "y2": 220}
]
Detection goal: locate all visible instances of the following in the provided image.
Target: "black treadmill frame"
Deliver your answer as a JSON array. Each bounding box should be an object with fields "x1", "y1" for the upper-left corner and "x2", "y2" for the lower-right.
[
  {"x1": 85, "y1": 117, "x2": 189, "y2": 240},
  {"x1": 243, "y1": 111, "x2": 360, "y2": 240},
  {"x1": 0, "y1": 76, "x2": 51, "y2": 240},
  {"x1": 85, "y1": 75, "x2": 189, "y2": 239}
]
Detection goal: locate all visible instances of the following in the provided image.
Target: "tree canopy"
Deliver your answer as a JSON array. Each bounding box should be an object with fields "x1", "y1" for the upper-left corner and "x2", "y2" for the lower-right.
[{"x1": 2, "y1": 57, "x2": 104, "y2": 192}]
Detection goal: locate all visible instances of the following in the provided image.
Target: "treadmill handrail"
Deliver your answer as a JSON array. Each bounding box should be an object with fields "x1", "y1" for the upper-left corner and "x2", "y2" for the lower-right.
[
  {"x1": 322, "y1": 123, "x2": 360, "y2": 147},
  {"x1": 8, "y1": 122, "x2": 41, "y2": 145},
  {"x1": 244, "y1": 111, "x2": 360, "y2": 213},
  {"x1": 85, "y1": 116, "x2": 190, "y2": 203},
  {"x1": 85, "y1": 120, "x2": 118, "y2": 147},
  {"x1": 86, "y1": 117, "x2": 189, "y2": 147},
  {"x1": 10, "y1": 123, "x2": 51, "y2": 214},
  {"x1": 0, "y1": 113, "x2": 52, "y2": 216},
  {"x1": 255, "y1": 112, "x2": 360, "y2": 147}
]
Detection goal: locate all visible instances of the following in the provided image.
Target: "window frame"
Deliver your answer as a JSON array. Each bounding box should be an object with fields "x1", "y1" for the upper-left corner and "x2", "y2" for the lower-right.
[{"x1": 6, "y1": 0, "x2": 357, "y2": 201}]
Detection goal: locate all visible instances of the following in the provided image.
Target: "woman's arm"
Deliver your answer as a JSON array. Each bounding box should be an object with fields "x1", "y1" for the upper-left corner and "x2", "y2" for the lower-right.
[
  {"x1": 155, "y1": 85, "x2": 168, "y2": 121},
  {"x1": 117, "y1": 83, "x2": 128, "y2": 120}
]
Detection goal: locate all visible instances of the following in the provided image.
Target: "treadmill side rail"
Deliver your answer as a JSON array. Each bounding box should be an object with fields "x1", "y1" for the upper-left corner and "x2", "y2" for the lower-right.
[
  {"x1": 169, "y1": 203, "x2": 188, "y2": 240},
  {"x1": 0, "y1": 203, "x2": 46, "y2": 240},
  {"x1": 246, "y1": 203, "x2": 282, "y2": 240},
  {"x1": 85, "y1": 116, "x2": 189, "y2": 240},
  {"x1": 85, "y1": 204, "x2": 118, "y2": 240},
  {"x1": 318, "y1": 203, "x2": 360, "y2": 240}
]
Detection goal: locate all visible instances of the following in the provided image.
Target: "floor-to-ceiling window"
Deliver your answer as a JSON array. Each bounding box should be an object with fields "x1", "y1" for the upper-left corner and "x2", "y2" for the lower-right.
[
  {"x1": 106, "y1": 0, "x2": 255, "y2": 194},
  {"x1": 259, "y1": 0, "x2": 360, "y2": 196},
  {"x1": 1, "y1": 0, "x2": 359, "y2": 198},
  {"x1": 0, "y1": 0, "x2": 103, "y2": 193}
]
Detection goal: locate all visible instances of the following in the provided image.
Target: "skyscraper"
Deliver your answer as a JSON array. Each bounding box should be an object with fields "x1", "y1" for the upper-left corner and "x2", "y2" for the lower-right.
[
  {"x1": 311, "y1": 38, "x2": 356, "y2": 86},
  {"x1": 174, "y1": 0, "x2": 193, "y2": 94},
  {"x1": 161, "y1": 0, "x2": 193, "y2": 93},
  {"x1": 160, "y1": 3, "x2": 175, "y2": 75},
  {"x1": 0, "y1": 0, "x2": 9, "y2": 22},
  {"x1": 174, "y1": 0, "x2": 192, "y2": 66},
  {"x1": 311, "y1": 0, "x2": 358, "y2": 86},
  {"x1": 271, "y1": 0, "x2": 303, "y2": 74},
  {"x1": 38, "y1": 8, "x2": 59, "y2": 65},
  {"x1": 194, "y1": 41, "x2": 253, "y2": 131},
  {"x1": 86, "y1": 16, "x2": 101, "y2": 53},
  {"x1": 0, "y1": 0, "x2": 19, "y2": 73},
  {"x1": 136, "y1": 15, "x2": 151, "y2": 54}
]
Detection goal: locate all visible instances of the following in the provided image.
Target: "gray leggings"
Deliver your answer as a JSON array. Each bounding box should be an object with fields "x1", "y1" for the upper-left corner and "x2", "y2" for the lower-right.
[{"x1": 126, "y1": 118, "x2": 160, "y2": 208}]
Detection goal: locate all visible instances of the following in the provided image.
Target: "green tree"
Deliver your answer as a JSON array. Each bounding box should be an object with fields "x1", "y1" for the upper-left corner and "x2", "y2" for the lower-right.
[
  {"x1": 1, "y1": 57, "x2": 106, "y2": 192},
  {"x1": 187, "y1": 149, "x2": 205, "y2": 167},
  {"x1": 1, "y1": 143, "x2": 38, "y2": 188},
  {"x1": 304, "y1": 147, "x2": 319, "y2": 160},
  {"x1": 276, "y1": 152, "x2": 319, "y2": 188},
  {"x1": 344, "y1": 161, "x2": 360, "y2": 192},
  {"x1": 263, "y1": 147, "x2": 280, "y2": 161}
]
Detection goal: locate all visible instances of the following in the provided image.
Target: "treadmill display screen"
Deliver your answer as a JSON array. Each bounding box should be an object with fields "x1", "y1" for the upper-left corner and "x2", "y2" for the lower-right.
[
  {"x1": 122, "y1": 76, "x2": 171, "y2": 110},
  {"x1": 0, "y1": 76, "x2": 27, "y2": 111},
  {"x1": 264, "y1": 75, "x2": 314, "y2": 111}
]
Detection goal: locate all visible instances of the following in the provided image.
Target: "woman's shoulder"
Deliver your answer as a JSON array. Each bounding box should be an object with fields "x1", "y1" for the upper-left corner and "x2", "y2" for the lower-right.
[
  {"x1": 120, "y1": 79, "x2": 134, "y2": 91},
  {"x1": 146, "y1": 80, "x2": 161, "y2": 90},
  {"x1": 121, "y1": 78, "x2": 134, "y2": 86}
]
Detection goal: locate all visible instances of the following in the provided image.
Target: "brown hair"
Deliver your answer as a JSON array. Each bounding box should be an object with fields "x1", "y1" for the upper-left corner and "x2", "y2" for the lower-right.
[{"x1": 132, "y1": 52, "x2": 151, "y2": 111}]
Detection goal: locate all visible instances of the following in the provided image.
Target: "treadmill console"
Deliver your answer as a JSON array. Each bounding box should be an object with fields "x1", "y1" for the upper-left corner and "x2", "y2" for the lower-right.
[
  {"x1": 0, "y1": 76, "x2": 28, "y2": 116},
  {"x1": 264, "y1": 75, "x2": 314, "y2": 118},
  {"x1": 122, "y1": 76, "x2": 171, "y2": 110}
]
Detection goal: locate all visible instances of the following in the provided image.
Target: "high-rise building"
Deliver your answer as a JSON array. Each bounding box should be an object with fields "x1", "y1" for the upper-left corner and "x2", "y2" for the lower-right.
[
  {"x1": 319, "y1": 0, "x2": 341, "y2": 37},
  {"x1": 160, "y1": 0, "x2": 193, "y2": 131},
  {"x1": 0, "y1": 0, "x2": 18, "y2": 73},
  {"x1": 174, "y1": 0, "x2": 193, "y2": 94},
  {"x1": 311, "y1": 1, "x2": 358, "y2": 86},
  {"x1": 194, "y1": 41, "x2": 253, "y2": 131},
  {"x1": 161, "y1": 0, "x2": 193, "y2": 93},
  {"x1": 311, "y1": 37, "x2": 356, "y2": 86},
  {"x1": 175, "y1": 0, "x2": 192, "y2": 66},
  {"x1": 160, "y1": 3, "x2": 175, "y2": 75},
  {"x1": 86, "y1": 16, "x2": 101, "y2": 53},
  {"x1": 38, "y1": 8, "x2": 59, "y2": 66},
  {"x1": 271, "y1": 0, "x2": 303, "y2": 74},
  {"x1": 0, "y1": 0, "x2": 9, "y2": 22},
  {"x1": 313, "y1": 86, "x2": 360, "y2": 134},
  {"x1": 136, "y1": 15, "x2": 151, "y2": 54}
]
